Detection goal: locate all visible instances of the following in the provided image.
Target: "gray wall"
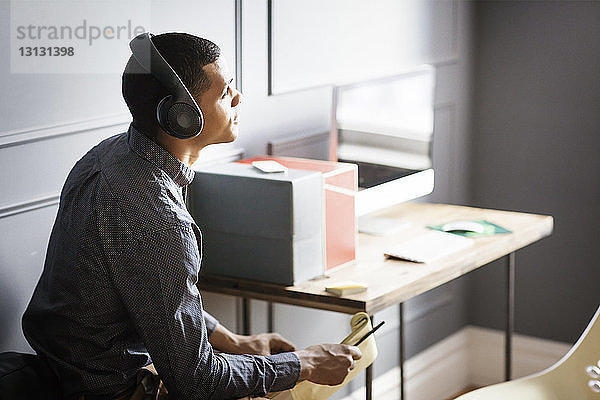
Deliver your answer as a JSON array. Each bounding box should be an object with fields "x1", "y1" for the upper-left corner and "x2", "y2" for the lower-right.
[
  {"x1": 1, "y1": 0, "x2": 474, "y2": 396},
  {"x1": 468, "y1": 0, "x2": 600, "y2": 343}
]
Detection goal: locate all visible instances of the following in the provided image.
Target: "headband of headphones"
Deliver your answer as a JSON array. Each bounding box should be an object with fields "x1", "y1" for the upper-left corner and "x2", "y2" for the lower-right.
[{"x1": 129, "y1": 32, "x2": 204, "y2": 139}]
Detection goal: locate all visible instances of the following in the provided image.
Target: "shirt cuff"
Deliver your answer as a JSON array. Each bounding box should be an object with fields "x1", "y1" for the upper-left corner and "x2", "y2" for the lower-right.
[
  {"x1": 203, "y1": 311, "x2": 219, "y2": 337},
  {"x1": 265, "y1": 352, "x2": 301, "y2": 392}
]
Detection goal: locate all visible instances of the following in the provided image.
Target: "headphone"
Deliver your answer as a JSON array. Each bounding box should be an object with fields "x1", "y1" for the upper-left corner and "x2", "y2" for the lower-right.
[{"x1": 129, "y1": 32, "x2": 204, "y2": 139}]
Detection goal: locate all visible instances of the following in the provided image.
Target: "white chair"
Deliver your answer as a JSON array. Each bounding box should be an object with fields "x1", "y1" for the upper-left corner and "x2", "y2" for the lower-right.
[{"x1": 456, "y1": 306, "x2": 600, "y2": 399}]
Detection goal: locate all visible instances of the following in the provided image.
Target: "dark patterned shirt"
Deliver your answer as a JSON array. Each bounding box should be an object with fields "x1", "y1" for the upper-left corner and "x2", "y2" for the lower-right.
[{"x1": 22, "y1": 125, "x2": 300, "y2": 399}]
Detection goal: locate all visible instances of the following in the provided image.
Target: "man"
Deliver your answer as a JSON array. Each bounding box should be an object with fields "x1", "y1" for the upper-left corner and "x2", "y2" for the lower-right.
[{"x1": 22, "y1": 32, "x2": 361, "y2": 399}]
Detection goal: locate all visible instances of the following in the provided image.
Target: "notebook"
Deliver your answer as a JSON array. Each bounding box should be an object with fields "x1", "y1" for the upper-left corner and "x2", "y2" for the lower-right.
[
  {"x1": 268, "y1": 312, "x2": 378, "y2": 400},
  {"x1": 384, "y1": 230, "x2": 474, "y2": 263}
]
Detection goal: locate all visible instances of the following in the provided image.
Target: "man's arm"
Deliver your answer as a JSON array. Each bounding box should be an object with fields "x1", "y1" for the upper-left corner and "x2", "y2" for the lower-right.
[
  {"x1": 209, "y1": 323, "x2": 296, "y2": 356},
  {"x1": 203, "y1": 311, "x2": 219, "y2": 338},
  {"x1": 110, "y1": 226, "x2": 300, "y2": 399},
  {"x1": 207, "y1": 324, "x2": 363, "y2": 386}
]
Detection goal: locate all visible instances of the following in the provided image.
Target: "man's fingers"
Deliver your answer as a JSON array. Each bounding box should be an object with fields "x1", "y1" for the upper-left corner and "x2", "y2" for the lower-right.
[
  {"x1": 348, "y1": 358, "x2": 356, "y2": 370},
  {"x1": 271, "y1": 334, "x2": 297, "y2": 353},
  {"x1": 280, "y1": 339, "x2": 296, "y2": 352},
  {"x1": 346, "y1": 345, "x2": 362, "y2": 359}
]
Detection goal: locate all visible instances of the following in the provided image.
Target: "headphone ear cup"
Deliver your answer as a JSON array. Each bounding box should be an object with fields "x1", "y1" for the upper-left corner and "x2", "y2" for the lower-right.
[
  {"x1": 156, "y1": 96, "x2": 204, "y2": 139},
  {"x1": 156, "y1": 95, "x2": 174, "y2": 134}
]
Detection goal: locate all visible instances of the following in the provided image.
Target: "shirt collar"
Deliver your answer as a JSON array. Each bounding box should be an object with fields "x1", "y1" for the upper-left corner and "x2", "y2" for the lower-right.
[{"x1": 127, "y1": 124, "x2": 195, "y2": 187}]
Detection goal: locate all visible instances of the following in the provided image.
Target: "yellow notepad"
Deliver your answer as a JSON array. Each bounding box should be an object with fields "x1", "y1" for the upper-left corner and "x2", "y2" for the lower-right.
[
  {"x1": 325, "y1": 281, "x2": 368, "y2": 296},
  {"x1": 269, "y1": 312, "x2": 378, "y2": 400}
]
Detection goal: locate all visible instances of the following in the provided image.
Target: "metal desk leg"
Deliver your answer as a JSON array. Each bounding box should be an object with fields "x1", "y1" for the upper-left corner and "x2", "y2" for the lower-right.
[
  {"x1": 242, "y1": 298, "x2": 251, "y2": 335},
  {"x1": 399, "y1": 303, "x2": 405, "y2": 400},
  {"x1": 267, "y1": 302, "x2": 274, "y2": 333},
  {"x1": 505, "y1": 252, "x2": 515, "y2": 381},
  {"x1": 366, "y1": 315, "x2": 374, "y2": 400}
]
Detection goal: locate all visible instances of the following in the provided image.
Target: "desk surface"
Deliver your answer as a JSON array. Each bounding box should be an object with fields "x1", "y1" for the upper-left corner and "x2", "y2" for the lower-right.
[{"x1": 197, "y1": 202, "x2": 553, "y2": 315}]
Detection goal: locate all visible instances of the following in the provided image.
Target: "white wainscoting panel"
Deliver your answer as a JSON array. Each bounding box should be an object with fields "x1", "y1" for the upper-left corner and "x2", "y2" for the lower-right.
[
  {"x1": 0, "y1": 204, "x2": 58, "y2": 353},
  {"x1": 0, "y1": 117, "x2": 131, "y2": 210}
]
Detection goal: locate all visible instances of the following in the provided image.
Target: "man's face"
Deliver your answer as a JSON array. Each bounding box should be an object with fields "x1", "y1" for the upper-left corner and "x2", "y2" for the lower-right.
[{"x1": 195, "y1": 56, "x2": 242, "y2": 145}]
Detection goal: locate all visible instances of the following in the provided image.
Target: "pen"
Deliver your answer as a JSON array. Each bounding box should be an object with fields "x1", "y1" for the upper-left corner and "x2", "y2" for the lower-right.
[{"x1": 354, "y1": 321, "x2": 385, "y2": 346}]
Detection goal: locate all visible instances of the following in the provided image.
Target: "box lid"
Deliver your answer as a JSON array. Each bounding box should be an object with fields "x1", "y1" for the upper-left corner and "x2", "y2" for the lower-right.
[{"x1": 239, "y1": 156, "x2": 358, "y2": 190}]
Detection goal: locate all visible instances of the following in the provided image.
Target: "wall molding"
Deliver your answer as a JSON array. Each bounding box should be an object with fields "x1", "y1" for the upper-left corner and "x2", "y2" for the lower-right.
[
  {"x1": 341, "y1": 326, "x2": 571, "y2": 400},
  {"x1": 0, "y1": 113, "x2": 246, "y2": 219},
  {"x1": 0, "y1": 194, "x2": 60, "y2": 219},
  {"x1": 267, "y1": 2, "x2": 459, "y2": 96},
  {"x1": 0, "y1": 113, "x2": 131, "y2": 149},
  {"x1": 466, "y1": 326, "x2": 572, "y2": 387},
  {"x1": 234, "y1": 0, "x2": 243, "y2": 94},
  {"x1": 0, "y1": 113, "x2": 132, "y2": 217}
]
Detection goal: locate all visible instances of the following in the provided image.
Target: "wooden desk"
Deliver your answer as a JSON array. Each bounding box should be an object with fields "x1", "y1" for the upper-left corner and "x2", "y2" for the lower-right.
[{"x1": 198, "y1": 203, "x2": 553, "y2": 399}]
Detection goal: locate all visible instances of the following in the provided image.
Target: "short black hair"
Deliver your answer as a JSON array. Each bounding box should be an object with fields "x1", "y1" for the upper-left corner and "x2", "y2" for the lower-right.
[{"x1": 122, "y1": 32, "x2": 221, "y2": 138}]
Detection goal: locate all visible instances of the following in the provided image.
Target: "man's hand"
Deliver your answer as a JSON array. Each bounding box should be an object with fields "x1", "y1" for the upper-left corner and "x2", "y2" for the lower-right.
[
  {"x1": 209, "y1": 324, "x2": 296, "y2": 356},
  {"x1": 294, "y1": 344, "x2": 362, "y2": 386},
  {"x1": 236, "y1": 332, "x2": 296, "y2": 356}
]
